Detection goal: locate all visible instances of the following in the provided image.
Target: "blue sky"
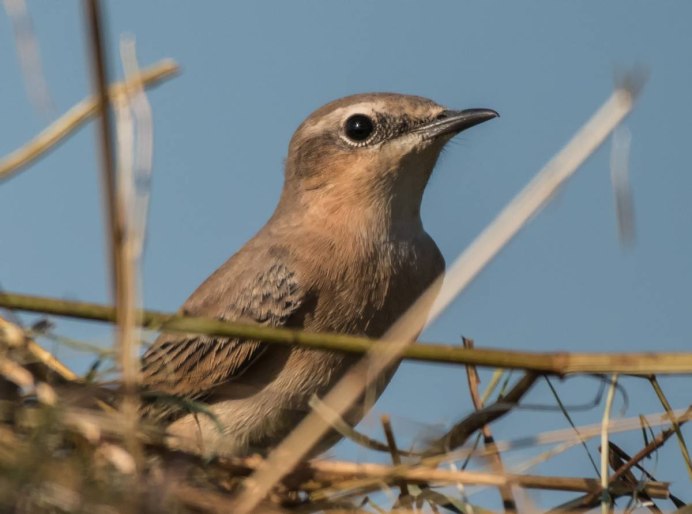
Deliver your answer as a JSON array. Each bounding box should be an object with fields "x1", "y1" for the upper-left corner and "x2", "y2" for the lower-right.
[{"x1": 1, "y1": 1, "x2": 691, "y2": 509}]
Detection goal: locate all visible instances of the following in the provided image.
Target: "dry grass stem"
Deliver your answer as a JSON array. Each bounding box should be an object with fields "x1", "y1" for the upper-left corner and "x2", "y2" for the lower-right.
[
  {"x1": 600, "y1": 374, "x2": 618, "y2": 514},
  {"x1": 462, "y1": 338, "x2": 516, "y2": 510},
  {"x1": 83, "y1": 0, "x2": 141, "y2": 469},
  {"x1": 0, "y1": 314, "x2": 78, "y2": 382},
  {"x1": 0, "y1": 59, "x2": 178, "y2": 182},
  {"x1": 118, "y1": 35, "x2": 155, "y2": 258},
  {"x1": 0, "y1": 358, "x2": 33, "y2": 388},
  {"x1": 380, "y1": 415, "x2": 410, "y2": 499},
  {"x1": 3, "y1": 292, "x2": 692, "y2": 376},
  {"x1": 304, "y1": 459, "x2": 669, "y2": 497}
]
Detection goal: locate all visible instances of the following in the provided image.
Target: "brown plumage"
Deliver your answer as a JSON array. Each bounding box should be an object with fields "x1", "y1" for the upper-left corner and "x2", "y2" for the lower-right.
[{"x1": 140, "y1": 93, "x2": 497, "y2": 456}]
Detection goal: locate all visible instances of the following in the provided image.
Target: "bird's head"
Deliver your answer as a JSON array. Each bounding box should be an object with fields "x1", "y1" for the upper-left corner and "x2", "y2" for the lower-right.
[{"x1": 280, "y1": 93, "x2": 497, "y2": 229}]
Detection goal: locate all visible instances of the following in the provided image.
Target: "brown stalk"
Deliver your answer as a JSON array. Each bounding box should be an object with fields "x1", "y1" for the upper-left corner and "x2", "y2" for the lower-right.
[
  {"x1": 463, "y1": 337, "x2": 516, "y2": 511},
  {"x1": 380, "y1": 415, "x2": 410, "y2": 500},
  {"x1": 4, "y1": 292, "x2": 692, "y2": 375},
  {"x1": 295, "y1": 459, "x2": 669, "y2": 498},
  {"x1": 83, "y1": 0, "x2": 140, "y2": 469},
  {"x1": 0, "y1": 314, "x2": 77, "y2": 383}
]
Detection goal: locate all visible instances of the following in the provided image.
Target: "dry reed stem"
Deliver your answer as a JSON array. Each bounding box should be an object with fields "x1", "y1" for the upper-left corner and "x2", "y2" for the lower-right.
[
  {"x1": 600, "y1": 374, "x2": 618, "y2": 514},
  {"x1": 115, "y1": 34, "x2": 153, "y2": 472},
  {"x1": 0, "y1": 358, "x2": 33, "y2": 388},
  {"x1": 83, "y1": 0, "x2": 141, "y2": 470},
  {"x1": 0, "y1": 315, "x2": 77, "y2": 382},
  {"x1": 231, "y1": 80, "x2": 644, "y2": 514},
  {"x1": 0, "y1": 59, "x2": 178, "y2": 182},
  {"x1": 3, "y1": 292, "x2": 692, "y2": 376},
  {"x1": 303, "y1": 459, "x2": 669, "y2": 498},
  {"x1": 463, "y1": 338, "x2": 515, "y2": 510},
  {"x1": 380, "y1": 415, "x2": 410, "y2": 499},
  {"x1": 119, "y1": 36, "x2": 155, "y2": 259},
  {"x1": 113, "y1": 39, "x2": 140, "y2": 392},
  {"x1": 480, "y1": 369, "x2": 504, "y2": 405}
]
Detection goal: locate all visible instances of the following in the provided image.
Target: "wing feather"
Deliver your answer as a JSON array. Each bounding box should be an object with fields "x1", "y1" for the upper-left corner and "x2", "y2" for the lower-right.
[{"x1": 141, "y1": 259, "x2": 303, "y2": 420}]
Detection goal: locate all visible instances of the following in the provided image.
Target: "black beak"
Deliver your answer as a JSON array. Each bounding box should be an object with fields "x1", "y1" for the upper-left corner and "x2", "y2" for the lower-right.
[{"x1": 416, "y1": 108, "x2": 499, "y2": 141}]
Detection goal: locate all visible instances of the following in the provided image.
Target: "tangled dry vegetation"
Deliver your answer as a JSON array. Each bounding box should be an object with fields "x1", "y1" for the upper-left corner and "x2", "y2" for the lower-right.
[{"x1": 0, "y1": 1, "x2": 690, "y2": 512}]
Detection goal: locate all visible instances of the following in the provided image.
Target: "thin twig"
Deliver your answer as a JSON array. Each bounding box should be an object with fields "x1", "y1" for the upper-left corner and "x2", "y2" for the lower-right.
[
  {"x1": 0, "y1": 314, "x2": 77, "y2": 382},
  {"x1": 544, "y1": 376, "x2": 601, "y2": 475},
  {"x1": 0, "y1": 59, "x2": 178, "y2": 182},
  {"x1": 83, "y1": 0, "x2": 141, "y2": 470},
  {"x1": 115, "y1": 32, "x2": 151, "y2": 471},
  {"x1": 119, "y1": 35, "x2": 154, "y2": 259},
  {"x1": 84, "y1": 0, "x2": 120, "y2": 296},
  {"x1": 380, "y1": 415, "x2": 410, "y2": 499},
  {"x1": 463, "y1": 338, "x2": 516, "y2": 511},
  {"x1": 299, "y1": 459, "x2": 669, "y2": 497},
  {"x1": 601, "y1": 374, "x2": 618, "y2": 514},
  {"x1": 3, "y1": 292, "x2": 692, "y2": 375}
]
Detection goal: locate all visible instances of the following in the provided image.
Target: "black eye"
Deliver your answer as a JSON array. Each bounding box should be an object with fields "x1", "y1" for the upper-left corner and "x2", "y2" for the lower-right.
[{"x1": 344, "y1": 114, "x2": 374, "y2": 142}]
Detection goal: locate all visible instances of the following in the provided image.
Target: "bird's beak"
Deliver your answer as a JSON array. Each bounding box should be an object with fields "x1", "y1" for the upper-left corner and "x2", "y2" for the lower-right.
[{"x1": 416, "y1": 108, "x2": 499, "y2": 141}]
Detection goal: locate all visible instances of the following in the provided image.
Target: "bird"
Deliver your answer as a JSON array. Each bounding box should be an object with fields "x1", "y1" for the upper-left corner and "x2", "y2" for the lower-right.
[{"x1": 140, "y1": 93, "x2": 498, "y2": 457}]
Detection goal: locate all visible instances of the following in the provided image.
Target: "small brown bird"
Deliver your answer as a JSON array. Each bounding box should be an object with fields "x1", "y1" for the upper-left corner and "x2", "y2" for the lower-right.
[{"x1": 141, "y1": 93, "x2": 497, "y2": 456}]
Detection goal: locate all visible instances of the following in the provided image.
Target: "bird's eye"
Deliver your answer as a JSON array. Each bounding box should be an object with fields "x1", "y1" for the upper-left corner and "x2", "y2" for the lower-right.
[{"x1": 344, "y1": 114, "x2": 374, "y2": 142}]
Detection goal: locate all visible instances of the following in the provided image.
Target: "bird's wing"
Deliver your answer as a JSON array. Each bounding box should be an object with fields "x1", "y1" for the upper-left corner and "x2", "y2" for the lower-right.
[{"x1": 140, "y1": 260, "x2": 304, "y2": 416}]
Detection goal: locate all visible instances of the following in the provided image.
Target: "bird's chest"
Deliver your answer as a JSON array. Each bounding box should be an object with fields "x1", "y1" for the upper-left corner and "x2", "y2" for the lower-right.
[{"x1": 307, "y1": 238, "x2": 441, "y2": 338}]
